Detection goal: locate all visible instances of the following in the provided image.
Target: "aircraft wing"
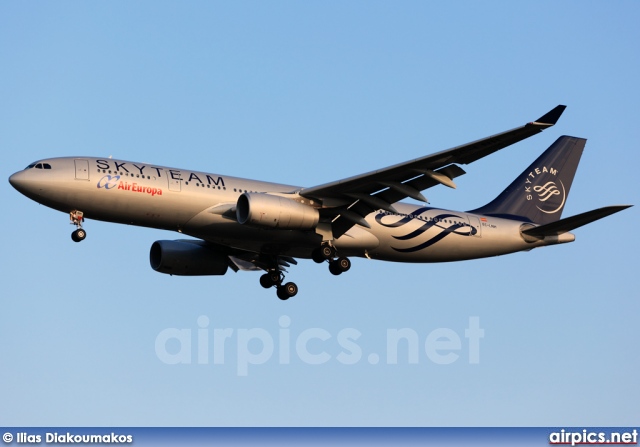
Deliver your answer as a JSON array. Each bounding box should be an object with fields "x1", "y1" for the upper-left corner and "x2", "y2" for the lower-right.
[{"x1": 300, "y1": 105, "x2": 566, "y2": 238}]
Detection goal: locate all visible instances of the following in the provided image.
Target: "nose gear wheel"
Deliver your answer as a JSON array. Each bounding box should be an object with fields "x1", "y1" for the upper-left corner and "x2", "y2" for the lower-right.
[{"x1": 69, "y1": 210, "x2": 87, "y2": 242}]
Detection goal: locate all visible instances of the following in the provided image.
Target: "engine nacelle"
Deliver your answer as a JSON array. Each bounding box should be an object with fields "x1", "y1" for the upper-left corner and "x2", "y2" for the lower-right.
[
  {"x1": 150, "y1": 240, "x2": 229, "y2": 276},
  {"x1": 236, "y1": 193, "x2": 319, "y2": 230}
]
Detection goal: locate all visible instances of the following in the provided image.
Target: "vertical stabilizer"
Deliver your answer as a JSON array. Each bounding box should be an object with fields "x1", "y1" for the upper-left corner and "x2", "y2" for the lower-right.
[{"x1": 471, "y1": 136, "x2": 585, "y2": 224}]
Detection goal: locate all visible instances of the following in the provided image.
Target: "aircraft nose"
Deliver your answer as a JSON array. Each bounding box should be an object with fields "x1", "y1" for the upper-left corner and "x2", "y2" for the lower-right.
[
  {"x1": 9, "y1": 170, "x2": 34, "y2": 195},
  {"x1": 9, "y1": 171, "x2": 25, "y2": 190}
]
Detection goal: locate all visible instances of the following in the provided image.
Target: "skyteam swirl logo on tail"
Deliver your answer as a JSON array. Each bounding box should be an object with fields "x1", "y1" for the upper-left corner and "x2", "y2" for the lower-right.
[
  {"x1": 534, "y1": 180, "x2": 566, "y2": 214},
  {"x1": 375, "y1": 208, "x2": 477, "y2": 253},
  {"x1": 534, "y1": 181, "x2": 560, "y2": 201},
  {"x1": 523, "y1": 165, "x2": 566, "y2": 215}
]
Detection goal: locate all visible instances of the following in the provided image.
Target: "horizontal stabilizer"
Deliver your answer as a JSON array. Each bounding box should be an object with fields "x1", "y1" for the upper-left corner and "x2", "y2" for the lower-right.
[{"x1": 521, "y1": 205, "x2": 632, "y2": 237}]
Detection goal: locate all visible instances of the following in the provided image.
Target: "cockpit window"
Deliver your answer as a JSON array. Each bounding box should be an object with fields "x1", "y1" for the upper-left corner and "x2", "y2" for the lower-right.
[{"x1": 25, "y1": 162, "x2": 52, "y2": 170}]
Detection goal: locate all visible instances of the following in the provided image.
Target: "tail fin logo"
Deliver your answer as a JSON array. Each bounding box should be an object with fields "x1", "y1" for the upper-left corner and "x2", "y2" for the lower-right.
[
  {"x1": 534, "y1": 180, "x2": 566, "y2": 214},
  {"x1": 523, "y1": 165, "x2": 566, "y2": 215},
  {"x1": 534, "y1": 181, "x2": 560, "y2": 201}
]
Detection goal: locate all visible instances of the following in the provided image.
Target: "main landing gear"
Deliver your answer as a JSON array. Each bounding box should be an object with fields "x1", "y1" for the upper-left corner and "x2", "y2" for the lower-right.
[
  {"x1": 70, "y1": 210, "x2": 86, "y2": 242},
  {"x1": 260, "y1": 269, "x2": 299, "y2": 301},
  {"x1": 312, "y1": 243, "x2": 351, "y2": 276},
  {"x1": 257, "y1": 244, "x2": 350, "y2": 301}
]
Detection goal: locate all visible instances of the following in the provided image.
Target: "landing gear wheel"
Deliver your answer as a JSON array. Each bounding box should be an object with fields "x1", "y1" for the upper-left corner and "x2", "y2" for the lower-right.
[
  {"x1": 71, "y1": 229, "x2": 86, "y2": 243},
  {"x1": 321, "y1": 244, "x2": 335, "y2": 259},
  {"x1": 329, "y1": 256, "x2": 350, "y2": 275},
  {"x1": 69, "y1": 210, "x2": 86, "y2": 243},
  {"x1": 258, "y1": 257, "x2": 298, "y2": 300},
  {"x1": 268, "y1": 271, "x2": 281, "y2": 284},
  {"x1": 312, "y1": 248, "x2": 325, "y2": 264},
  {"x1": 336, "y1": 256, "x2": 350, "y2": 272},
  {"x1": 312, "y1": 244, "x2": 335, "y2": 263},
  {"x1": 277, "y1": 282, "x2": 298, "y2": 300},
  {"x1": 260, "y1": 273, "x2": 274, "y2": 289},
  {"x1": 260, "y1": 270, "x2": 287, "y2": 294},
  {"x1": 329, "y1": 262, "x2": 342, "y2": 275}
]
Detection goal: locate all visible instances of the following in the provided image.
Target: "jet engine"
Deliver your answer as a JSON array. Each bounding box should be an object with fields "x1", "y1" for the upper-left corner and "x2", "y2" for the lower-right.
[
  {"x1": 236, "y1": 193, "x2": 319, "y2": 230},
  {"x1": 150, "y1": 240, "x2": 229, "y2": 276}
]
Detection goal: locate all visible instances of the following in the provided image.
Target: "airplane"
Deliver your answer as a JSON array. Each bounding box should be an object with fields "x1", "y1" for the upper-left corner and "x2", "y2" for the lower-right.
[{"x1": 8, "y1": 105, "x2": 631, "y2": 300}]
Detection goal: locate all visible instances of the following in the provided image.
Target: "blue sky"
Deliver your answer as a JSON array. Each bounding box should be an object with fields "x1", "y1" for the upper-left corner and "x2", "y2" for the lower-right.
[{"x1": 1, "y1": 2, "x2": 638, "y2": 427}]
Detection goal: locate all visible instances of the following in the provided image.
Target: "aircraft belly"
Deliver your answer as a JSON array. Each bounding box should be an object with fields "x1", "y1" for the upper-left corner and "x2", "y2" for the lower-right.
[
  {"x1": 333, "y1": 226, "x2": 380, "y2": 255},
  {"x1": 87, "y1": 194, "x2": 195, "y2": 228},
  {"x1": 183, "y1": 210, "x2": 323, "y2": 257}
]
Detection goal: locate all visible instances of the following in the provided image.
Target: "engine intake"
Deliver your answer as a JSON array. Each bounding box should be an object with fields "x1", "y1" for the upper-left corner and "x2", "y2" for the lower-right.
[
  {"x1": 150, "y1": 240, "x2": 229, "y2": 276},
  {"x1": 236, "y1": 193, "x2": 319, "y2": 230}
]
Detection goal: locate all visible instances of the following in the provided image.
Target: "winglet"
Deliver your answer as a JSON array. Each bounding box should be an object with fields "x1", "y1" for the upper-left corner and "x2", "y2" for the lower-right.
[{"x1": 532, "y1": 105, "x2": 567, "y2": 126}]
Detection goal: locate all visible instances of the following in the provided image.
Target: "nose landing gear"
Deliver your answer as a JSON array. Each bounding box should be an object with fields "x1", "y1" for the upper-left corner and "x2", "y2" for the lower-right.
[{"x1": 70, "y1": 210, "x2": 86, "y2": 242}]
